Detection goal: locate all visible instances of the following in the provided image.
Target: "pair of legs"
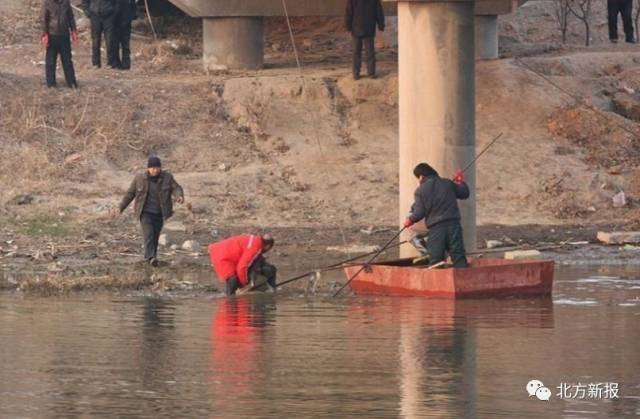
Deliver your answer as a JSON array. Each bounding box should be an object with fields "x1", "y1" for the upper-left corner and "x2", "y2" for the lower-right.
[
  {"x1": 90, "y1": 14, "x2": 117, "y2": 67},
  {"x1": 45, "y1": 34, "x2": 77, "y2": 88},
  {"x1": 225, "y1": 257, "x2": 277, "y2": 296},
  {"x1": 113, "y1": 19, "x2": 132, "y2": 69},
  {"x1": 352, "y1": 36, "x2": 376, "y2": 79},
  {"x1": 141, "y1": 212, "x2": 163, "y2": 265},
  {"x1": 608, "y1": 0, "x2": 635, "y2": 42},
  {"x1": 425, "y1": 220, "x2": 468, "y2": 268}
]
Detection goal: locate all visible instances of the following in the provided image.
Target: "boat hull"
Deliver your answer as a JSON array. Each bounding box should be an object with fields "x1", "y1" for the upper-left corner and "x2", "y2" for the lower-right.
[{"x1": 344, "y1": 258, "x2": 554, "y2": 298}]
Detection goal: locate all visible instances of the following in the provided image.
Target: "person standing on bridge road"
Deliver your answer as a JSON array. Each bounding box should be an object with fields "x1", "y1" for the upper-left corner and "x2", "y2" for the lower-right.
[
  {"x1": 40, "y1": 0, "x2": 79, "y2": 88},
  {"x1": 83, "y1": 0, "x2": 119, "y2": 68},
  {"x1": 403, "y1": 163, "x2": 470, "y2": 268},
  {"x1": 113, "y1": 0, "x2": 137, "y2": 69},
  {"x1": 207, "y1": 234, "x2": 277, "y2": 296},
  {"x1": 345, "y1": 0, "x2": 385, "y2": 80},
  {"x1": 607, "y1": 0, "x2": 635, "y2": 43},
  {"x1": 114, "y1": 156, "x2": 185, "y2": 267}
]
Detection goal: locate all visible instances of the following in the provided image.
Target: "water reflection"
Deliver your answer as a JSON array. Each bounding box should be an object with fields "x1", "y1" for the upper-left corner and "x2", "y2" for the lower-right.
[
  {"x1": 1, "y1": 266, "x2": 639, "y2": 418},
  {"x1": 209, "y1": 297, "x2": 275, "y2": 414},
  {"x1": 346, "y1": 298, "x2": 554, "y2": 418}
]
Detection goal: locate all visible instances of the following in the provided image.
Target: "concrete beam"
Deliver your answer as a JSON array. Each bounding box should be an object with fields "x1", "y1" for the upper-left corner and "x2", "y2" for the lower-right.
[
  {"x1": 169, "y1": 0, "x2": 520, "y2": 17},
  {"x1": 169, "y1": 0, "x2": 397, "y2": 17}
]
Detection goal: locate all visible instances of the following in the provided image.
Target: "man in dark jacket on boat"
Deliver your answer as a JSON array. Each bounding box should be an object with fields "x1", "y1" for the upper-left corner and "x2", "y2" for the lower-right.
[
  {"x1": 403, "y1": 163, "x2": 470, "y2": 268},
  {"x1": 345, "y1": 0, "x2": 385, "y2": 80},
  {"x1": 116, "y1": 156, "x2": 184, "y2": 266}
]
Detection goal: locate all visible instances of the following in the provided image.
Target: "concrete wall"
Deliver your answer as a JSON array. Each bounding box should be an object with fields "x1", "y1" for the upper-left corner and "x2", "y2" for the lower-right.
[{"x1": 169, "y1": 0, "x2": 521, "y2": 18}]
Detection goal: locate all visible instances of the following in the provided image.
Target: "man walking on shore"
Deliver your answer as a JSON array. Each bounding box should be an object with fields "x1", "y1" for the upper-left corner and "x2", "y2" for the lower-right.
[
  {"x1": 116, "y1": 156, "x2": 184, "y2": 266},
  {"x1": 345, "y1": 0, "x2": 385, "y2": 80}
]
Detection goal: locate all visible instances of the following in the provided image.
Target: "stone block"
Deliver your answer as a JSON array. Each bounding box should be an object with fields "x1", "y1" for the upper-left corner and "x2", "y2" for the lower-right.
[
  {"x1": 504, "y1": 250, "x2": 542, "y2": 260},
  {"x1": 597, "y1": 231, "x2": 640, "y2": 245}
]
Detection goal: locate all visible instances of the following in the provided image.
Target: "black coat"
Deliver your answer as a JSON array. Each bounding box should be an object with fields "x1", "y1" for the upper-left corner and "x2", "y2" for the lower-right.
[
  {"x1": 345, "y1": 0, "x2": 385, "y2": 38},
  {"x1": 408, "y1": 176, "x2": 470, "y2": 229},
  {"x1": 116, "y1": 0, "x2": 137, "y2": 23},
  {"x1": 119, "y1": 171, "x2": 184, "y2": 221},
  {"x1": 41, "y1": 0, "x2": 77, "y2": 36},
  {"x1": 82, "y1": 0, "x2": 118, "y2": 18}
]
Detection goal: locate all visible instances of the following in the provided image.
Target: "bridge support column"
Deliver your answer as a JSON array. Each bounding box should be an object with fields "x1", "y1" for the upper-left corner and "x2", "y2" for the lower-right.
[
  {"x1": 398, "y1": 0, "x2": 476, "y2": 257},
  {"x1": 475, "y1": 15, "x2": 498, "y2": 60},
  {"x1": 203, "y1": 17, "x2": 264, "y2": 70}
]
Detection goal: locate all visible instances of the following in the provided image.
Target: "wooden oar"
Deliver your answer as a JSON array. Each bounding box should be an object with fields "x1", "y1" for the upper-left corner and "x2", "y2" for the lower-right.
[{"x1": 333, "y1": 227, "x2": 407, "y2": 297}]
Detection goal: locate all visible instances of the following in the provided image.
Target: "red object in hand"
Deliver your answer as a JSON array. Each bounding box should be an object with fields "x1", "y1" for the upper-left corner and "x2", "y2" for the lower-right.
[
  {"x1": 71, "y1": 30, "x2": 78, "y2": 42},
  {"x1": 453, "y1": 169, "x2": 464, "y2": 184},
  {"x1": 403, "y1": 218, "x2": 414, "y2": 228},
  {"x1": 41, "y1": 33, "x2": 49, "y2": 47}
]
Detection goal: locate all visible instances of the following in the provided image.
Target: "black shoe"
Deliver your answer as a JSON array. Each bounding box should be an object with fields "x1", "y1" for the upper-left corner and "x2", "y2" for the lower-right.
[
  {"x1": 149, "y1": 257, "x2": 159, "y2": 267},
  {"x1": 46, "y1": 83, "x2": 57, "y2": 88},
  {"x1": 68, "y1": 82, "x2": 79, "y2": 89},
  {"x1": 353, "y1": 74, "x2": 360, "y2": 81},
  {"x1": 626, "y1": 38, "x2": 636, "y2": 44}
]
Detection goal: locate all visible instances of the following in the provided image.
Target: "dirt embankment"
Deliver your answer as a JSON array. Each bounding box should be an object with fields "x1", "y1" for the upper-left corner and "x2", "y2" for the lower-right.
[{"x1": 1, "y1": 1, "x2": 640, "y2": 291}]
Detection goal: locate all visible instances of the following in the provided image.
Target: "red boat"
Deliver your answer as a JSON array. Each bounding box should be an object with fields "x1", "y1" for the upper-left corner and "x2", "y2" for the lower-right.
[{"x1": 343, "y1": 258, "x2": 554, "y2": 298}]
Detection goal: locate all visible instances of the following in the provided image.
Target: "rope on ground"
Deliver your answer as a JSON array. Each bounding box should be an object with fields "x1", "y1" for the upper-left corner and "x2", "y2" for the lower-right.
[
  {"x1": 282, "y1": 0, "x2": 303, "y2": 79},
  {"x1": 144, "y1": 0, "x2": 158, "y2": 39},
  {"x1": 514, "y1": 57, "x2": 640, "y2": 140},
  {"x1": 280, "y1": 0, "x2": 351, "y2": 264}
]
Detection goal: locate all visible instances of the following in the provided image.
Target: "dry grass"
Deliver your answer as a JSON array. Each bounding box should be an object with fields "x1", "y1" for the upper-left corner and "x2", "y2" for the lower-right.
[{"x1": 16, "y1": 272, "x2": 159, "y2": 294}]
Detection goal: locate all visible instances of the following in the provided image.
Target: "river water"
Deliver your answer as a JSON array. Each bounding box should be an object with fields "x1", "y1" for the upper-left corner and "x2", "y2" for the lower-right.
[{"x1": 1, "y1": 265, "x2": 639, "y2": 418}]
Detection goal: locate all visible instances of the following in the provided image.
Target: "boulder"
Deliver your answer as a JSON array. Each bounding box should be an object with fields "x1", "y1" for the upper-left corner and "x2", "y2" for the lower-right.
[
  {"x1": 164, "y1": 221, "x2": 186, "y2": 232},
  {"x1": 182, "y1": 240, "x2": 201, "y2": 253},
  {"x1": 612, "y1": 92, "x2": 640, "y2": 121}
]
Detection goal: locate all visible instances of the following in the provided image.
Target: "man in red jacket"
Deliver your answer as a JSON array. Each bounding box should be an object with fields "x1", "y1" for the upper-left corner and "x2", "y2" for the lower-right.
[{"x1": 208, "y1": 234, "x2": 276, "y2": 296}]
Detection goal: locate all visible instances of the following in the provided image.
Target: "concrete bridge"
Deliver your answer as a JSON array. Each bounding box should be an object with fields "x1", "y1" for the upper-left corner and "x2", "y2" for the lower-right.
[
  {"x1": 169, "y1": 0, "x2": 522, "y2": 69},
  {"x1": 167, "y1": 0, "x2": 527, "y2": 254}
]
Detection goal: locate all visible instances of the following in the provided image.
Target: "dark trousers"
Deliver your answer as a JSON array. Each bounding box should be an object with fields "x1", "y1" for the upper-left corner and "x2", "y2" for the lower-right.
[
  {"x1": 140, "y1": 212, "x2": 163, "y2": 260},
  {"x1": 45, "y1": 34, "x2": 77, "y2": 88},
  {"x1": 115, "y1": 19, "x2": 132, "y2": 69},
  {"x1": 426, "y1": 220, "x2": 468, "y2": 268},
  {"x1": 608, "y1": 0, "x2": 634, "y2": 41},
  {"x1": 90, "y1": 14, "x2": 117, "y2": 67},
  {"x1": 250, "y1": 256, "x2": 277, "y2": 289},
  {"x1": 225, "y1": 257, "x2": 277, "y2": 296},
  {"x1": 352, "y1": 36, "x2": 376, "y2": 77}
]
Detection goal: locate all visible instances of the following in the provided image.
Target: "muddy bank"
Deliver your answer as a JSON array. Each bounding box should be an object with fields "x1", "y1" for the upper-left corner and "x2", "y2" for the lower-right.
[{"x1": 2, "y1": 223, "x2": 639, "y2": 294}]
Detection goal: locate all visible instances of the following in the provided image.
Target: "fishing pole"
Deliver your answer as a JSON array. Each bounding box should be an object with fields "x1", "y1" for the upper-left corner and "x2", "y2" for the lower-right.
[
  {"x1": 275, "y1": 239, "x2": 409, "y2": 289},
  {"x1": 462, "y1": 133, "x2": 503, "y2": 173},
  {"x1": 333, "y1": 227, "x2": 407, "y2": 297}
]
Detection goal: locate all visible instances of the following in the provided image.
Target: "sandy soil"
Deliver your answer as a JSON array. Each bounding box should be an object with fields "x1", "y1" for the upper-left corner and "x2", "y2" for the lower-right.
[{"x1": 1, "y1": 0, "x2": 640, "y2": 291}]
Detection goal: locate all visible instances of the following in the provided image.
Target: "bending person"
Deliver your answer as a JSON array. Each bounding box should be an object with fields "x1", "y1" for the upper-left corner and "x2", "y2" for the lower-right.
[{"x1": 208, "y1": 234, "x2": 276, "y2": 296}]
